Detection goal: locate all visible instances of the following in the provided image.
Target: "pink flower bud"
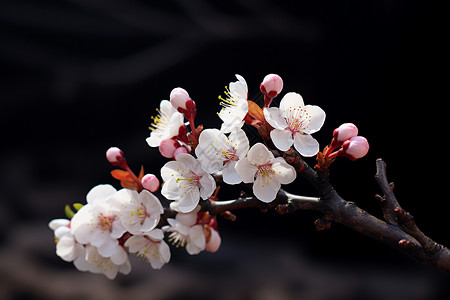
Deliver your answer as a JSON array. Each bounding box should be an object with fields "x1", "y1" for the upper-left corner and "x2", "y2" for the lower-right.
[
  {"x1": 159, "y1": 138, "x2": 181, "y2": 159},
  {"x1": 173, "y1": 146, "x2": 188, "y2": 158},
  {"x1": 141, "y1": 174, "x2": 160, "y2": 192},
  {"x1": 206, "y1": 228, "x2": 221, "y2": 253},
  {"x1": 333, "y1": 123, "x2": 359, "y2": 143},
  {"x1": 170, "y1": 87, "x2": 191, "y2": 111},
  {"x1": 106, "y1": 147, "x2": 125, "y2": 167},
  {"x1": 260, "y1": 74, "x2": 284, "y2": 98},
  {"x1": 341, "y1": 136, "x2": 369, "y2": 160}
]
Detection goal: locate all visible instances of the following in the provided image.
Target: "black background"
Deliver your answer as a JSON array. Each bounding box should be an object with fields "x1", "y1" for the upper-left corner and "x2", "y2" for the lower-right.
[{"x1": 1, "y1": 0, "x2": 449, "y2": 299}]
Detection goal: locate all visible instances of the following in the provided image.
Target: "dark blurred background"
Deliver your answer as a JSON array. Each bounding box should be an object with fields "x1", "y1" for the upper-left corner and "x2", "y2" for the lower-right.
[{"x1": 1, "y1": 0, "x2": 449, "y2": 299}]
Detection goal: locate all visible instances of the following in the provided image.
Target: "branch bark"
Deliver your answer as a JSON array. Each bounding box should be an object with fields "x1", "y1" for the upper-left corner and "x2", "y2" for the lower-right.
[{"x1": 161, "y1": 154, "x2": 450, "y2": 272}]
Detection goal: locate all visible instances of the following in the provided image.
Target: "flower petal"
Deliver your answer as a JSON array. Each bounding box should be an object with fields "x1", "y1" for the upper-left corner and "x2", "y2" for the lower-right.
[
  {"x1": 235, "y1": 157, "x2": 258, "y2": 183},
  {"x1": 160, "y1": 161, "x2": 182, "y2": 182},
  {"x1": 228, "y1": 128, "x2": 249, "y2": 158},
  {"x1": 247, "y1": 143, "x2": 273, "y2": 165},
  {"x1": 279, "y1": 92, "x2": 304, "y2": 119},
  {"x1": 271, "y1": 158, "x2": 297, "y2": 184},
  {"x1": 270, "y1": 129, "x2": 294, "y2": 151},
  {"x1": 161, "y1": 177, "x2": 181, "y2": 200},
  {"x1": 263, "y1": 107, "x2": 288, "y2": 129},
  {"x1": 293, "y1": 133, "x2": 319, "y2": 157},
  {"x1": 86, "y1": 184, "x2": 117, "y2": 205},
  {"x1": 195, "y1": 129, "x2": 228, "y2": 173},
  {"x1": 177, "y1": 188, "x2": 200, "y2": 213},
  {"x1": 199, "y1": 174, "x2": 216, "y2": 200},
  {"x1": 253, "y1": 174, "x2": 280, "y2": 203},
  {"x1": 222, "y1": 161, "x2": 242, "y2": 185},
  {"x1": 303, "y1": 105, "x2": 326, "y2": 134}
]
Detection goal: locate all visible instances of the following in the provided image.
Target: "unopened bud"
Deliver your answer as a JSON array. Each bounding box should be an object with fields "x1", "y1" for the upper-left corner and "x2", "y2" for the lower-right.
[
  {"x1": 325, "y1": 123, "x2": 359, "y2": 157},
  {"x1": 159, "y1": 138, "x2": 181, "y2": 159},
  {"x1": 341, "y1": 136, "x2": 369, "y2": 160},
  {"x1": 173, "y1": 146, "x2": 189, "y2": 158},
  {"x1": 333, "y1": 123, "x2": 359, "y2": 143},
  {"x1": 205, "y1": 227, "x2": 221, "y2": 253},
  {"x1": 106, "y1": 147, "x2": 125, "y2": 167},
  {"x1": 260, "y1": 74, "x2": 283, "y2": 99},
  {"x1": 170, "y1": 87, "x2": 191, "y2": 111},
  {"x1": 141, "y1": 174, "x2": 160, "y2": 192}
]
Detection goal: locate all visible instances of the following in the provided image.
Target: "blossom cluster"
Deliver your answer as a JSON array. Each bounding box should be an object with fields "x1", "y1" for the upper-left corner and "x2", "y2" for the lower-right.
[{"x1": 49, "y1": 73, "x2": 369, "y2": 279}]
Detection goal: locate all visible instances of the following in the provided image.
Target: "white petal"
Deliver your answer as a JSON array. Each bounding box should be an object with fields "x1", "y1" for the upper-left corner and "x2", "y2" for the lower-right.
[
  {"x1": 124, "y1": 235, "x2": 148, "y2": 253},
  {"x1": 235, "y1": 157, "x2": 258, "y2": 183},
  {"x1": 195, "y1": 129, "x2": 227, "y2": 173},
  {"x1": 177, "y1": 188, "x2": 200, "y2": 213},
  {"x1": 229, "y1": 128, "x2": 250, "y2": 158},
  {"x1": 96, "y1": 237, "x2": 119, "y2": 257},
  {"x1": 54, "y1": 226, "x2": 71, "y2": 239},
  {"x1": 222, "y1": 161, "x2": 242, "y2": 185},
  {"x1": 247, "y1": 143, "x2": 273, "y2": 165},
  {"x1": 110, "y1": 245, "x2": 128, "y2": 265},
  {"x1": 86, "y1": 184, "x2": 117, "y2": 205},
  {"x1": 159, "y1": 99, "x2": 176, "y2": 115},
  {"x1": 293, "y1": 133, "x2": 320, "y2": 157},
  {"x1": 49, "y1": 219, "x2": 70, "y2": 230},
  {"x1": 176, "y1": 208, "x2": 199, "y2": 227},
  {"x1": 263, "y1": 107, "x2": 288, "y2": 129},
  {"x1": 175, "y1": 153, "x2": 204, "y2": 176},
  {"x1": 230, "y1": 74, "x2": 248, "y2": 99},
  {"x1": 270, "y1": 129, "x2": 294, "y2": 151},
  {"x1": 146, "y1": 228, "x2": 164, "y2": 241},
  {"x1": 302, "y1": 105, "x2": 326, "y2": 134},
  {"x1": 70, "y1": 205, "x2": 94, "y2": 244},
  {"x1": 161, "y1": 177, "x2": 181, "y2": 200},
  {"x1": 168, "y1": 112, "x2": 185, "y2": 138},
  {"x1": 187, "y1": 225, "x2": 206, "y2": 255},
  {"x1": 119, "y1": 259, "x2": 132, "y2": 276},
  {"x1": 160, "y1": 161, "x2": 183, "y2": 182},
  {"x1": 253, "y1": 174, "x2": 281, "y2": 203},
  {"x1": 199, "y1": 174, "x2": 216, "y2": 200},
  {"x1": 279, "y1": 92, "x2": 304, "y2": 119},
  {"x1": 159, "y1": 240, "x2": 171, "y2": 263},
  {"x1": 219, "y1": 119, "x2": 245, "y2": 134},
  {"x1": 271, "y1": 159, "x2": 297, "y2": 184}
]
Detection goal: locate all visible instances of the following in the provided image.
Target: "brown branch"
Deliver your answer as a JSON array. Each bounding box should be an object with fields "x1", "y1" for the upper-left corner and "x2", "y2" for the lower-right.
[{"x1": 160, "y1": 154, "x2": 450, "y2": 272}]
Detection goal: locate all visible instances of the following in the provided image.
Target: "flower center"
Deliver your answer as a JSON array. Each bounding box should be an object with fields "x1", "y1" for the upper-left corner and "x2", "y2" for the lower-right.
[
  {"x1": 149, "y1": 108, "x2": 169, "y2": 132},
  {"x1": 167, "y1": 231, "x2": 187, "y2": 248},
  {"x1": 255, "y1": 163, "x2": 275, "y2": 186},
  {"x1": 218, "y1": 85, "x2": 239, "y2": 109},
  {"x1": 97, "y1": 214, "x2": 115, "y2": 232},
  {"x1": 176, "y1": 172, "x2": 202, "y2": 194},
  {"x1": 130, "y1": 203, "x2": 150, "y2": 225},
  {"x1": 221, "y1": 147, "x2": 238, "y2": 165},
  {"x1": 284, "y1": 107, "x2": 311, "y2": 133}
]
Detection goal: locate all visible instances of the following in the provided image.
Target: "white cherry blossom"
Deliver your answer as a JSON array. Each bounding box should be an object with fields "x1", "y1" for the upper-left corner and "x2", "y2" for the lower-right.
[
  {"x1": 162, "y1": 206, "x2": 206, "y2": 255},
  {"x1": 74, "y1": 245, "x2": 131, "y2": 280},
  {"x1": 218, "y1": 74, "x2": 249, "y2": 133},
  {"x1": 49, "y1": 218, "x2": 83, "y2": 262},
  {"x1": 161, "y1": 153, "x2": 216, "y2": 213},
  {"x1": 146, "y1": 100, "x2": 185, "y2": 147},
  {"x1": 109, "y1": 188, "x2": 164, "y2": 235},
  {"x1": 70, "y1": 185, "x2": 126, "y2": 258},
  {"x1": 264, "y1": 92, "x2": 325, "y2": 157},
  {"x1": 235, "y1": 143, "x2": 296, "y2": 202},
  {"x1": 125, "y1": 229, "x2": 171, "y2": 270},
  {"x1": 195, "y1": 128, "x2": 249, "y2": 185}
]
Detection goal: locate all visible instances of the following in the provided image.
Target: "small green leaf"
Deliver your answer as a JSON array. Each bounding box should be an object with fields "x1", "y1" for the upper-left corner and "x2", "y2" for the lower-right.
[
  {"x1": 73, "y1": 203, "x2": 84, "y2": 211},
  {"x1": 65, "y1": 204, "x2": 75, "y2": 219}
]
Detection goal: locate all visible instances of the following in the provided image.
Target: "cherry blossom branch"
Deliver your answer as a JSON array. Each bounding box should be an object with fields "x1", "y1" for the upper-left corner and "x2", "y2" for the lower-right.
[
  {"x1": 280, "y1": 154, "x2": 450, "y2": 272},
  {"x1": 158, "y1": 151, "x2": 450, "y2": 272}
]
